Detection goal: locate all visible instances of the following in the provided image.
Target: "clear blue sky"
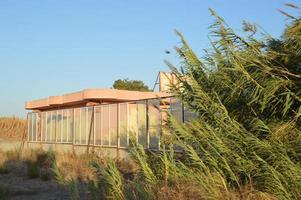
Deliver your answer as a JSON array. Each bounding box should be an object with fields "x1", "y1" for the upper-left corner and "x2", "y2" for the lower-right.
[{"x1": 0, "y1": 0, "x2": 299, "y2": 117}]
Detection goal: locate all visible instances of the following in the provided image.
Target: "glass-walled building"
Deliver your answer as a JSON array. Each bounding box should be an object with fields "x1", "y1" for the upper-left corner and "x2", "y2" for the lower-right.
[{"x1": 26, "y1": 89, "x2": 188, "y2": 151}]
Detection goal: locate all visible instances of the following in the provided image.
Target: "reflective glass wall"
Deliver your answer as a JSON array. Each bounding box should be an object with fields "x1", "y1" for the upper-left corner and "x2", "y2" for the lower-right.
[{"x1": 27, "y1": 98, "x2": 190, "y2": 150}]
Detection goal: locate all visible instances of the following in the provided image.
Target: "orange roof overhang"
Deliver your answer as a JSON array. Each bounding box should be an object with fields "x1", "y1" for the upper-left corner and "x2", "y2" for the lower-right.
[{"x1": 25, "y1": 89, "x2": 173, "y2": 110}]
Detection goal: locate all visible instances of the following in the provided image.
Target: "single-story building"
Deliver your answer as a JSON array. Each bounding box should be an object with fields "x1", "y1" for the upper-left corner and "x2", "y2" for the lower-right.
[{"x1": 25, "y1": 73, "x2": 189, "y2": 155}]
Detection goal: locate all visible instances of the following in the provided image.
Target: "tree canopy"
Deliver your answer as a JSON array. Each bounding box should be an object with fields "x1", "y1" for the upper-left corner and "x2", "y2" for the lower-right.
[{"x1": 112, "y1": 79, "x2": 151, "y2": 92}]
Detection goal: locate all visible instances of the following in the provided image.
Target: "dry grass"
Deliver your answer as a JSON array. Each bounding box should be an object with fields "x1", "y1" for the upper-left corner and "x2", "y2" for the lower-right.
[
  {"x1": 0, "y1": 148, "x2": 279, "y2": 200},
  {"x1": 0, "y1": 148, "x2": 101, "y2": 182},
  {"x1": 55, "y1": 153, "x2": 97, "y2": 181},
  {"x1": 0, "y1": 117, "x2": 27, "y2": 140}
]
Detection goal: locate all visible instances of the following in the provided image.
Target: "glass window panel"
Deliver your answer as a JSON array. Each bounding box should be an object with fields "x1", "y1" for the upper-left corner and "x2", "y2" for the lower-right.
[
  {"x1": 68, "y1": 109, "x2": 74, "y2": 143},
  {"x1": 80, "y1": 108, "x2": 87, "y2": 144},
  {"x1": 94, "y1": 106, "x2": 102, "y2": 145},
  {"x1": 148, "y1": 100, "x2": 160, "y2": 149},
  {"x1": 137, "y1": 101, "x2": 147, "y2": 148},
  {"x1": 119, "y1": 103, "x2": 128, "y2": 147},
  {"x1": 62, "y1": 110, "x2": 68, "y2": 142},
  {"x1": 55, "y1": 111, "x2": 62, "y2": 143},
  {"x1": 183, "y1": 107, "x2": 198, "y2": 122},
  {"x1": 51, "y1": 111, "x2": 57, "y2": 142},
  {"x1": 46, "y1": 112, "x2": 52, "y2": 142},
  {"x1": 86, "y1": 107, "x2": 94, "y2": 145},
  {"x1": 28, "y1": 113, "x2": 32, "y2": 141},
  {"x1": 128, "y1": 102, "x2": 138, "y2": 142},
  {"x1": 102, "y1": 105, "x2": 110, "y2": 145},
  {"x1": 41, "y1": 112, "x2": 47, "y2": 142},
  {"x1": 110, "y1": 104, "x2": 118, "y2": 147},
  {"x1": 74, "y1": 108, "x2": 81, "y2": 144},
  {"x1": 32, "y1": 113, "x2": 36, "y2": 141},
  {"x1": 36, "y1": 113, "x2": 41, "y2": 142},
  {"x1": 170, "y1": 98, "x2": 183, "y2": 123}
]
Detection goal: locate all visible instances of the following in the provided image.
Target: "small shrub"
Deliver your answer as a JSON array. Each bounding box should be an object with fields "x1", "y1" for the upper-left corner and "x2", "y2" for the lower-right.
[
  {"x1": 40, "y1": 169, "x2": 52, "y2": 181},
  {"x1": 0, "y1": 165, "x2": 9, "y2": 174},
  {"x1": 26, "y1": 160, "x2": 39, "y2": 178},
  {"x1": 26, "y1": 150, "x2": 55, "y2": 180}
]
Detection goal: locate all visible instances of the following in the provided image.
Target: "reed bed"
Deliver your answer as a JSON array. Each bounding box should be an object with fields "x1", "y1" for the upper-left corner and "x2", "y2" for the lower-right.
[{"x1": 0, "y1": 117, "x2": 26, "y2": 140}]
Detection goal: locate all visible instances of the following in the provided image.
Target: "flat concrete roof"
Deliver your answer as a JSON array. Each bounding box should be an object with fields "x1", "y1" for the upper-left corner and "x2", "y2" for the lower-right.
[{"x1": 25, "y1": 88, "x2": 173, "y2": 111}]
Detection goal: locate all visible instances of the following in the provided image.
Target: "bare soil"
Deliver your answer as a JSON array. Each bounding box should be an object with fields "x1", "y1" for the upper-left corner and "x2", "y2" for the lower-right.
[{"x1": 0, "y1": 165, "x2": 90, "y2": 200}]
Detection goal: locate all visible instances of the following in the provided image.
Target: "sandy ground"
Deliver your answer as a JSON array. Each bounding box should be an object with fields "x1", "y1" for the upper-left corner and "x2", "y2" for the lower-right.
[
  {"x1": 0, "y1": 166, "x2": 90, "y2": 200},
  {"x1": 0, "y1": 174, "x2": 69, "y2": 200}
]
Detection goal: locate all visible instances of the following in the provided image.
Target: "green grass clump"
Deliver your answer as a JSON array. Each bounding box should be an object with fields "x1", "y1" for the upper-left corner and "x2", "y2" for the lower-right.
[
  {"x1": 26, "y1": 160, "x2": 39, "y2": 179},
  {"x1": 26, "y1": 150, "x2": 55, "y2": 180}
]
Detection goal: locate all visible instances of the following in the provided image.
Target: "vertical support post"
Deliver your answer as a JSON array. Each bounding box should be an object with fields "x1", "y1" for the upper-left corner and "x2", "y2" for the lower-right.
[
  {"x1": 39, "y1": 113, "x2": 42, "y2": 142},
  {"x1": 45, "y1": 112, "x2": 48, "y2": 142},
  {"x1": 108, "y1": 105, "x2": 111, "y2": 146},
  {"x1": 26, "y1": 113, "x2": 30, "y2": 148},
  {"x1": 86, "y1": 106, "x2": 94, "y2": 154},
  {"x1": 61, "y1": 110, "x2": 63, "y2": 143},
  {"x1": 86, "y1": 107, "x2": 88, "y2": 145},
  {"x1": 67, "y1": 110, "x2": 69, "y2": 143},
  {"x1": 117, "y1": 103, "x2": 120, "y2": 158},
  {"x1": 136, "y1": 103, "x2": 139, "y2": 143},
  {"x1": 27, "y1": 113, "x2": 30, "y2": 142},
  {"x1": 101, "y1": 106, "x2": 103, "y2": 146},
  {"x1": 79, "y1": 108, "x2": 82, "y2": 145},
  {"x1": 146, "y1": 100, "x2": 150, "y2": 149},
  {"x1": 93, "y1": 107, "x2": 96, "y2": 146},
  {"x1": 73, "y1": 108, "x2": 75, "y2": 148},
  {"x1": 50, "y1": 111, "x2": 53, "y2": 142},
  {"x1": 55, "y1": 110, "x2": 58, "y2": 143},
  {"x1": 41, "y1": 113, "x2": 43, "y2": 142},
  {"x1": 35, "y1": 113, "x2": 38, "y2": 142},
  {"x1": 31, "y1": 113, "x2": 33, "y2": 142},
  {"x1": 158, "y1": 100, "x2": 162, "y2": 151},
  {"x1": 127, "y1": 103, "x2": 129, "y2": 147}
]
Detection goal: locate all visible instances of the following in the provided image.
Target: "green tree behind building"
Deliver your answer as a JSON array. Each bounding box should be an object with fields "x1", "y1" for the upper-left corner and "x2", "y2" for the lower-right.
[{"x1": 113, "y1": 79, "x2": 151, "y2": 91}]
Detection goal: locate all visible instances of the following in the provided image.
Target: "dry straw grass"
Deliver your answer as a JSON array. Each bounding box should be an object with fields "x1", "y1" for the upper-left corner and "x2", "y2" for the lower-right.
[{"x1": 0, "y1": 117, "x2": 26, "y2": 140}]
